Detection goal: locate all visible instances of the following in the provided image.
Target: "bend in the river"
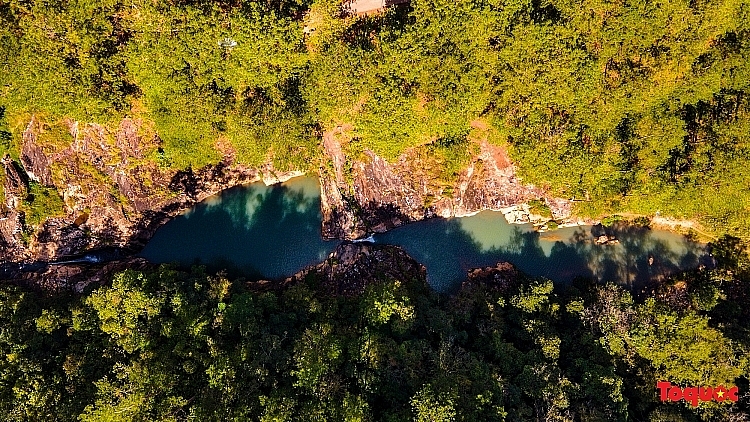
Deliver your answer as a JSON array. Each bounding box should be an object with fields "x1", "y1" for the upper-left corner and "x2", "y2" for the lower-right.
[{"x1": 140, "y1": 176, "x2": 711, "y2": 293}]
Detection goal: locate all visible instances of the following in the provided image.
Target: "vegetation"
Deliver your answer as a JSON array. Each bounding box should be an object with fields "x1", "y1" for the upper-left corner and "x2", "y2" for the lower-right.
[
  {"x1": 0, "y1": 0, "x2": 750, "y2": 421},
  {"x1": 601, "y1": 215, "x2": 625, "y2": 227},
  {"x1": 20, "y1": 182, "x2": 65, "y2": 228},
  {"x1": 1, "y1": 2, "x2": 749, "y2": 418},
  {"x1": 0, "y1": 236, "x2": 749, "y2": 420},
  {"x1": 0, "y1": 0, "x2": 747, "y2": 237},
  {"x1": 528, "y1": 199, "x2": 553, "y2": 219}
]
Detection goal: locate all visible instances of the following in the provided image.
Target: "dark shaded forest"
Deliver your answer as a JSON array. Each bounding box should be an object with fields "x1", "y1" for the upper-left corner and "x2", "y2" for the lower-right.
[{"x1": 1, "y1": 236, "x2": 749, "y2": 421}]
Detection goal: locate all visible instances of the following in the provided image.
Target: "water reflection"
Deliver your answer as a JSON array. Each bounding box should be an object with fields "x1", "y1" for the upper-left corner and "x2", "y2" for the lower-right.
[
  {"x1": 141, "y1": 177, "x2": 709, "y2": 293},
  {"x1": 140, "y1": 177, "x2": 337, "y2": 279},
  {"x1": 379, "y1": 212, "x2": 708, "y2": 293}
]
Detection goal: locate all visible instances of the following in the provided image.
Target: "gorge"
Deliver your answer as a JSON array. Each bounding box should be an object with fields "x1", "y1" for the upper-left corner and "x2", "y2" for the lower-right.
[
  {"x1": 0, "y1": 119, "x2": 711, "y2": 293},
  {"x1": 140, "y1": 176, "x2": 708, "y2": 293}
]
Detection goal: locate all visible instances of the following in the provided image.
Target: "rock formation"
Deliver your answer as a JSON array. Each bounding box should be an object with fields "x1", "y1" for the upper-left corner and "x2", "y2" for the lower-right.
[
  {"x1": 0, "y1": 117, "x2": 302, "y2": 265},
  {"x1": 0, "y1": 257, "x2": 152, "y2": 294},
  {"x1": 2, "y1": 116, "x2": 587, "y2": 290},
  {"x1": 463, "y1": 261, "x2": 522, "y2": 293},
  {"x1": 283, "y1": 242, "x2": 427, "y2": 296},
  {"x1": 319, "y1": 127, "x2": 583, "y2": 240}
]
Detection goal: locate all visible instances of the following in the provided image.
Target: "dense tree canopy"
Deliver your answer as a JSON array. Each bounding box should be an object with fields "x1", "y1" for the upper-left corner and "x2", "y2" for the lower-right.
[
  {"x1": 0, "y1": 0, "x2": 748, "y2": 236},
  {"x1": 1, "y1": 237, "x2": 749, "y2": 420}
]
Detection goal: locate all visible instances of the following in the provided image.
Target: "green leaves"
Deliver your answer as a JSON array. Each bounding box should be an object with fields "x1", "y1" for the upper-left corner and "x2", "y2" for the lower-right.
[
  {"x1": 2, "y1": 0, "x2": 749, "y2": 237},
  {"x1": 20, "y1": 181, "x2": 66, "y2": 229},
  {"x1": 411, "y1": 384, "x2": 457, "y2": 422},
  {"x1": 122, "y1": 1, "x2": 313, "y2": 169},
  {"x1": 1, "y1": 0, "x2": 133, "y2": 120},
  {"x1": 3, "y1": 252, "x2": 750, "y2": 420},
  {"x1": 591, "y1": 287, "x2": 745, "y2": 391},
  {"x1": 363, "y1": 280, "x2": 415, "y2": 329},
  {"x1": 87, "y1": 271, "x2": 163, "y2": 354},
  {"x1": 511, "y1": 279, "x2": 558, "y2": 315}
]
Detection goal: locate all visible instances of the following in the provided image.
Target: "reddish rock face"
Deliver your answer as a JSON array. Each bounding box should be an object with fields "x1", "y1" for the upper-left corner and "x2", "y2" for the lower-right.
[
  {"x1": 3, "y1": 116, "x2": 580, "y2": 270},
  {"x1": 0, "y1": 156, "x2": 26, "y2": 259},
  {"x1": 0, "y1": 117, "x2": 298, "y2": 264},
  {"x1": 20, "y1": 126, "x2": 53, "y2": 186},
  {"x1": 319, "y1": 132, "x2": 578, "y2": 240}
]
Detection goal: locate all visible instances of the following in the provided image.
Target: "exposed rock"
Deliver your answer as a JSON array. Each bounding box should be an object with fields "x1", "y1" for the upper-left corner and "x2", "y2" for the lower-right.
[
  {"x1": 3, "y1": 114, "x2": 594, "y2": 279},
  {"x1": 5, "y1": 243, "x2": 421, "y2": 297},
  {"x1": 320, "y1": 132, "x2": 587, "y2": 240},
  {"x1": 0, "y1": 257, "x2": 152, "y2": 294},
  {"x1": 283, "y1": 242, "x2": 427, "y2": 296},
  {"x1": 0, "y1": 156, "x2": 26, "y2": 259},
  {"x1": 462, "y1": 262, "x2": 521, "y2": 293},
  {"x1": 20, "y1": 117, "x2": 54, "y2": 186},
  {"x1": 0, "y1": 116, "x2": 302, "y2": 264},
  {"x1": 594, "y1": 235, "x2": 620, "y2": 245}
]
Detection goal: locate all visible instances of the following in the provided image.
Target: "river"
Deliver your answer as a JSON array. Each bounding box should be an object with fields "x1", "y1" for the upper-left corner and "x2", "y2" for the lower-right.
[{"x1": 140, "y1": 177, "x2": 709, "y2": 292}]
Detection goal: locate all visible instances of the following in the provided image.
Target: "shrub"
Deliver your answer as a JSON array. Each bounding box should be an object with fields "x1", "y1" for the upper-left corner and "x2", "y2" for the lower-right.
[{"x1": 21, "y1": 182, "x2": 65, "y2": 228}]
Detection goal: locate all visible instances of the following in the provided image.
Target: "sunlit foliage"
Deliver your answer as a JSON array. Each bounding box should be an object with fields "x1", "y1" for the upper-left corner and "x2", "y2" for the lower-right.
[{"x1": 0, "y1": 0, "x2": 749, "y2": 235}]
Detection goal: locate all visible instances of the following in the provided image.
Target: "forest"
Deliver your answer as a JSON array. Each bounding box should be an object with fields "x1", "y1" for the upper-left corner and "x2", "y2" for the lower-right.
[
  {"x1": 1, "y1": 0, "x2": 750, "y2": 420},
  {"x1": 0, "y1": 0, "x2": 748, "y2": 237},
  {"x1": 0, "y1": 236, "x2": 749, "y2": 421}
]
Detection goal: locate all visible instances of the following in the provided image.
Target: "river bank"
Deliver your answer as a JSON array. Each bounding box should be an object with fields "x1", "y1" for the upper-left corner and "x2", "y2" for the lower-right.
[
  {"x1": 1, "y1": 116, "x2": 716, "y2": 293},
  {"x1": 3, "y1": 171, "x2": 712, "y2": 296},
  {"x1": 138, "y1": 176, "x2": 710, "y2": 293},
  {"x1": 2, "y1": 117, "x2": 579, "y2": 266}
]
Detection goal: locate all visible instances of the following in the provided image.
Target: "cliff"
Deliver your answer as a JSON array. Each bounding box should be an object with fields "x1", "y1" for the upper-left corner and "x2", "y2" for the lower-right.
[
  {"x1": 319, "y1": 125, "x2": 583, "y2": 240},
  {"x1": 0, "y1": 117, "x2": 302, "y2": 264},
  {"x1": 2, "y1": 117, "x2": 583, "y2": 271}
]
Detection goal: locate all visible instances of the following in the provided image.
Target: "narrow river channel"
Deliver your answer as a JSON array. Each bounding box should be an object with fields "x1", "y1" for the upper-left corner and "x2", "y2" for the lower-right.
[{"x1": 140, "y1": 177, "x2": 709, "y2": 292}]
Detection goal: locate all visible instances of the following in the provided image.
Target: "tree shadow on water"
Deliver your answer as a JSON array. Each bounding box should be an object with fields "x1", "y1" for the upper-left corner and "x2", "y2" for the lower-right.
[
  {"x1": 378, "y1": 217, "x2": 708, "y2": 294},
  {"x1": 140, "y1": 180, "x2": 339, "y2": 280},
  {"x1": 141, "y1": 177, "x2": 709, "y2": 294},
  {"x1": 518, "y1": 223, "x2": 707, "y2": 294}
]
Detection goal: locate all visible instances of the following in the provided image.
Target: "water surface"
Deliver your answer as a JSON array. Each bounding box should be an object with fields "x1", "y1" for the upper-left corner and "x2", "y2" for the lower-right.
[
  {"x1": 141, "y1": 177, "x2": 708, "y2": 292},
  {"x1": 379, "y1": 213, "x2": 706, "y2": 292},
  {"x1": 141, "y1": 177, "x2": 338, "y2": 279}
]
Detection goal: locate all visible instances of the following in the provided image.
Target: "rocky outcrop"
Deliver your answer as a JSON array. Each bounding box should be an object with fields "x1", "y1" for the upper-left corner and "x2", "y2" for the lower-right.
[
  {"x1": 1, "y1": 242, "x2": 424, "y2": 296},
  {"x1": 20, "y1": 123, "x2": 53, "y2": 186},
  {"x1": 320, "y1": 128, "x2": 586, "y2": 240},
  {"x1": 2, "y1": 114, "x2": 590, "y2": 279},
  {"x1": 0, "y1": 156, "x2": 27, "y2": 259},
  {"x1": 0, "y1": 257, "x2": 153, "y2": 294},
  {"x1": 0, "y1": 117, "x2": 302, "y2": 265},
  {"x1": 283, "y1": 242, "x2": 427, "y2": 296},
  {"x1": 462, "y1": 261, "x2": 522, "y2": 292}
]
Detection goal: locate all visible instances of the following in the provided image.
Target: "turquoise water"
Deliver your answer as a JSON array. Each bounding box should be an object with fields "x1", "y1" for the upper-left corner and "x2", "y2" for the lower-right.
[
  {"x1": 140, "y1": 177, "x2": 708, "y2": 292},
  {"x1": 140, "y1": 177, "x2": 337, "y2": 279}
]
